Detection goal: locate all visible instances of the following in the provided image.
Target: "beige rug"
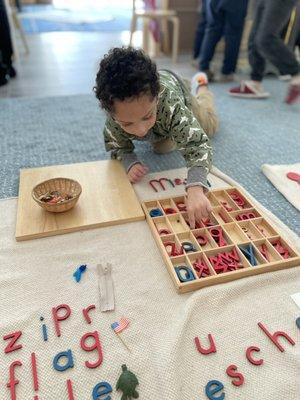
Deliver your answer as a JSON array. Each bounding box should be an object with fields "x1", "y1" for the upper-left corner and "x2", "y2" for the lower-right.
[
  {"x1": 0, "y1": 167, "x2": 299, "y2": 400},
  {"x1": 262, "y1": 163, "x2": 300, "y2": 212}
]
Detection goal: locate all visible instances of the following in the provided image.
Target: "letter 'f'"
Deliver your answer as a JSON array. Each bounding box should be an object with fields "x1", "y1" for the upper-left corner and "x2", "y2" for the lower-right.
[{"x1": 7, "y1": 360, "x2": 22, "y2": 400}]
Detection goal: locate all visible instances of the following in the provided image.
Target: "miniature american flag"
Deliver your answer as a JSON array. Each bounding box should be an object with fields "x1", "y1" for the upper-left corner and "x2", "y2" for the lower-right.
[{"x1": 111, "y1": 318, "x2": 130, "y2": 334}]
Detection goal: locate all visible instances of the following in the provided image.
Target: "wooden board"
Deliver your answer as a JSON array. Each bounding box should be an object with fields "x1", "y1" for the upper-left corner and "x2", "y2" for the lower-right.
[
  {"x1": 142, "y1": 187, "x2": 300, "y2": 293},
  {"x1": 16, "y1": 160, "x2": 145, "y2": 241}
]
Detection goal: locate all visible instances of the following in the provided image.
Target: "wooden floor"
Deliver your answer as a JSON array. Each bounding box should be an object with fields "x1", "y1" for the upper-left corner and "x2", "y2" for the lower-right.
[{"x1": 0, "y1": 31, "x2": 197, "y2": 99}]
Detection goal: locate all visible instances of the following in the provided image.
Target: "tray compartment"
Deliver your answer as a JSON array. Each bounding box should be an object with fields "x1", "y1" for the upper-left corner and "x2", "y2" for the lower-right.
[
  {"x1": 212, "y1": 190, "x2": 239, "y2": 211},
  {"x1": 172, "y1": 196, "x2": 187, "y2": 212},
  {"x1": 188, "y1": 252, "x2": 216, "y2": 278},
  {"x1": 204, "y1": 245, "x2": 251, "y2": 275},
  {"x1": 225, "y1": 188, "x2": 253, "y2": 209},
  {"x1": 252, "y1": 218, "x2": 278, "y2": 238},
  {"x1": 177, "y1": 232, "x2": 202, "y2": 253},
  {"x1": 269, "y1": 236, "x2": 298, "y2": 260},
  {"x1": 167, "y1": 214, "x2": 190, "y2": 233},
  {"x1": 161, "y1": 234, "x2": 183, "y2": 258},
  {"x1": 253, "y1": 239, "x2": 283, "y2": 263},
  {"x1": 207, "y1": 225, "x2": 233, "y2": 247},
  {"x1": 230, "y1": 208, "x2": 261, "y2": 222},
  {"x1": 153, "y1": 216, "x2": 173, "y2": 236},
  {"x1": 238, "y1": 243, "x2": 266, "y2": 266},
  {"x1": 222, "y1": 222, "x2": 249, "y2": 244},
  {"x1": 158, "y1": 199, "x2": 179, "y2": 215},
  {"x1": 236, "y1": 220, "x2": 264, "y2": 241},
  {"x1": 211, "y1": 206, "x2": 234, "y2": 224},
  {"x1": 171, "y1": 256, "x2": 197, "y2": 283},
  {"x1": 191, "y1": 228, "x2": 218, "y2": 250}
]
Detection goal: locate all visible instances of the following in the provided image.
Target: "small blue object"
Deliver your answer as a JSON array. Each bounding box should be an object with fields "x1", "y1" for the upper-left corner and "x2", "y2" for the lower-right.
[
  {"x1": 92, "y1": 381, "x2": 112, "y2": 400},
  {"x1": 296, "y1": 317, "x2": 300, "y2": 329},
  {"x1": 182, "y1": 241, "x2": 197, "y2": 253},
  {"x1": 42, "y1": 324, "x2": 48, "y2": 342},
  {"x1": 73, "y1": 264, "x2": 87, "y2": 282},
  {"x1": 205, "y1": 380, "x2": 225, "y2": 400},
  {"x1": 175, "y1": 266, "x2": 195, "y2": 282},
  {"x1": 53, "y1": 349, "x2": 74, "y2": 372},
  {"x1": 239, "y1": 244, "x2": 257, "y2": 266},
  {"x1": 149, "y1": 208, "x2": 163, "y2": 217}
]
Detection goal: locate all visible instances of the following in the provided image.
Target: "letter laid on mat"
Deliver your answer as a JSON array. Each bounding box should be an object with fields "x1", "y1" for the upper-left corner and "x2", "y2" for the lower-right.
[{"x1": 97, "y1": 263, "x2": 115, "y2": 312}]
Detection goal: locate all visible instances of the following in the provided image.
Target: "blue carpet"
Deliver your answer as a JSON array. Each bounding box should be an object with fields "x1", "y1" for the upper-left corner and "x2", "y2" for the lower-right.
[
  {"x1": 20, "y1": 5, "x2": 133, "y2": 34},
  {"x1": 0, "y1": 78, "x2": 299, "y2": 234}
]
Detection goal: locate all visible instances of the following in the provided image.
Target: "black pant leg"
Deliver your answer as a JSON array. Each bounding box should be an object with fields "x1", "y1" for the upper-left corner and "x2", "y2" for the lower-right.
[
  {"x1": 248, "y1": 0, "x2": 266, "y2": 81},
  {"x1": 0, "y1": 0, "x2": 14, "y2": 67},
  {"x1": 256, "y1": 0, "x2": 300, "y2": 76},
  {"x1": 222, "y1": 0, "x2": 249, "y2": 74}
]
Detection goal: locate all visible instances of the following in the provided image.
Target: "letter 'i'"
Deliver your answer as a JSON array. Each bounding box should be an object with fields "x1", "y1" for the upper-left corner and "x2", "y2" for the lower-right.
[{"x1": 40, "y1": 317, "x2": 48, "y2": 342}]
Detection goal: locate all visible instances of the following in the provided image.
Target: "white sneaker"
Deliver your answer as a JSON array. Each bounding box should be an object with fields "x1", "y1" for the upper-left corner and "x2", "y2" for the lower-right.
[{"x1": 191, "y1": 72, "x2": 208, "y2": 96}]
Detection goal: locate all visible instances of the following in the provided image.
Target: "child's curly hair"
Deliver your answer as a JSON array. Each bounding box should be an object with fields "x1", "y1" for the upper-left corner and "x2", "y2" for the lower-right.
[{"x1": 94, "y1": 47, "x2": 160, "y2": 113}]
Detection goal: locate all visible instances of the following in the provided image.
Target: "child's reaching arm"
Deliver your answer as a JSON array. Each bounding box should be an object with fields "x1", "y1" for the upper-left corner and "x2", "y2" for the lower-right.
[
  {"x1": 103, "y1": 119, "x2": 148, "y2": 182},
  {"x1": 163, "y1": 96, "x2": 213, "y2": 228}
]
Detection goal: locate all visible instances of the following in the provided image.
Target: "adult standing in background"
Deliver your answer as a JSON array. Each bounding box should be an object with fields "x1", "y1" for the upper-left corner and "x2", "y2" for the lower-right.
[
  {"x1": 193, "y1": 0, "x2": 208, "y2": 65},
  {"x1": 0, "y1": 0, "x2": 16, "y2": 86},
  {"x1": 197, "y1": 0, "x2": 249, "y2": 82},
  {"x1": 229, "y1": 0, "x2": 300, "y2": 104}
]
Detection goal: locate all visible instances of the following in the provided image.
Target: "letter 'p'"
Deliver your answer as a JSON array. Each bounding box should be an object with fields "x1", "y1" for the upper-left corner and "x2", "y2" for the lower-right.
[{"x1": 52, "y1": 304, "x2": 71, "y2": 337}]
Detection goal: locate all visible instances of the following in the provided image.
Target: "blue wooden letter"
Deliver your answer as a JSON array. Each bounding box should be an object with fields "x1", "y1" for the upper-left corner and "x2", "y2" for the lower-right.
[
  {"x1": 92, "y1": 382, "x2": 112, "y2": 400},
  {"x1": 53, "y1": 349, "x2": 74, "y2": 372},
  {"x1": 205, "y1": 380, "x2": 225, "y2": 400}
]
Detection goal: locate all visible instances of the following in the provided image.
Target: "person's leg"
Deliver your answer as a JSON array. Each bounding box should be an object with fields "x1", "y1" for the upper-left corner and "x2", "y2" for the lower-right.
[
  {"x1": 191, "y1": 87, "x2": 219, "y2": 138},
  {"x1": 256, "y1": 0, "x2": 300, "y2": 104},
  {"x1": 193, "y1": 1, "x2": 207, "y2": 60},
  {"x1": 256, "y1": 0, "x2": 300, "y2": 78},
  {"x1": 0, "y1": 61, "x2": 9, "y2": 86},
  {"x1": 222, "y1": 0, "x2": 249, "y2": 75},
  {"x1": 0, "y1": 0, "x2": 15, "y2": 77},
  {"x1": 228, "y1": 0, "x2": 270, "y2": 99},
  {"x1": 199, "y1": 0, "x2": 225, "y2": 76},
  {"x1": 188, "y1": 74, "x2": 218, "y2": 138},
  {"x1": 248, "y1": 0, "x2": 266, "y2": 82}
]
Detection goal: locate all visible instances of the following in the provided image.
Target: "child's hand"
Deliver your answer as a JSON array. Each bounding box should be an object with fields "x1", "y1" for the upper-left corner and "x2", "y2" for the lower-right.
[
  {"x1": 127, "y1": 163, "x2": 149, "y2": 183},
  {"x1": 186, "y1": 186, "x2": 212, "y2": 229}
]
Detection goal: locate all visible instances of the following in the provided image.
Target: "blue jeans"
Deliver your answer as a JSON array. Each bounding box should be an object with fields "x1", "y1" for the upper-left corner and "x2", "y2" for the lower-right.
[
  {"x1": 199, "y1": 0, "x2": 249, "y2": 75},
  {"x1": 193, "y1": 1, "x2": 207, "y2": 60}
]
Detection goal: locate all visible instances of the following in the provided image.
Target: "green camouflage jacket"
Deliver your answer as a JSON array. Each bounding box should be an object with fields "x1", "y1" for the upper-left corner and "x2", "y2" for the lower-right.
[{"x1": 102, "y1": 70, "x2": 212, "y2": 188}]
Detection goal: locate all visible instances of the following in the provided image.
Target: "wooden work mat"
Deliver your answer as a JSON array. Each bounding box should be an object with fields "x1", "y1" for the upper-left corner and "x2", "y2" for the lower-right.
[{"x1": 16, "y1": 160, "x2": 145, "y2": 241}]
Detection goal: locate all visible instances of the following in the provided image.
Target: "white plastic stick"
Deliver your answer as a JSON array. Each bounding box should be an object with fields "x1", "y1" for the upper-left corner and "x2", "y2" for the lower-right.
[{"x1": 97, "y1": 263, "x2": 115, "y2": 312}]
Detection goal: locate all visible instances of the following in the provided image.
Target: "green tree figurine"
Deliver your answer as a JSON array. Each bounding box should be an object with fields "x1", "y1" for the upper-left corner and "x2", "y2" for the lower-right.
[{"x1": 116, "y1": 364, "x2": 139, "y2": 399}]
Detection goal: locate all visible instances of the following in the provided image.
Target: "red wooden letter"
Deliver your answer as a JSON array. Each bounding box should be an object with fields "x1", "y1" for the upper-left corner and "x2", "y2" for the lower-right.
[
  {"x1": 80, "y1": 331, "x2": 103, "y2": 368},
  {"x1": 226, "y1": 364, "x2": 244, "y2": 387},
  {"x1": 7, "y1": 360, "x2": 22, "y2": 400},
  {"x1": 52, "y1": 304, "x2": 71, "y2": 337},
  {"x1": 82, "y1": 305, "x2": 96, "y2": 324},
  {"x1": 67, "y1": 379, "x2": 75, "y2": 400},
  {"x1": 31, "y1": 353, "x2": 39, "y2": 392},
  {"x1": 246, "y1": 346, "x2": 263, "y2": 366},
  {"x1": 3, "y1": 331, "x2": 23, "y2": 353},
  {"x1": 258, "y1": 322, "x2": 295, "y2": 352},
  {"x1": 194, "y1": 334, "x2": 216, "y2": 355}
]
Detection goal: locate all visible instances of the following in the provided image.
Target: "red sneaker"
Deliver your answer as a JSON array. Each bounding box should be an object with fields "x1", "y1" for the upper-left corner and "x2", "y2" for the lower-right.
[
  {"x1": 285, "y1": 83, "x2": 300, "y2": 105},
  {"x1": 229, "y1": 81, "x2": 270, "y2": 99}
]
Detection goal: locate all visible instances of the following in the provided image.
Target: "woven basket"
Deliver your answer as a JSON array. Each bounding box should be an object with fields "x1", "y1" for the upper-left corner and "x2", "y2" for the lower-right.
[{"x1": 32, "y1": 177, "x2": 82, "y2": 213}]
